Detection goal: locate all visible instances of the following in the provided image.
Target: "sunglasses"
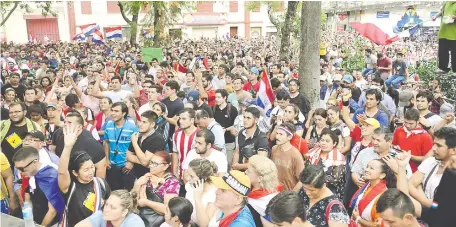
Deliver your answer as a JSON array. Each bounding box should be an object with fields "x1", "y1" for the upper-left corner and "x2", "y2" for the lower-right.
[{"x1": 16, "y1": 159, "x2": 37, "y2": 172}]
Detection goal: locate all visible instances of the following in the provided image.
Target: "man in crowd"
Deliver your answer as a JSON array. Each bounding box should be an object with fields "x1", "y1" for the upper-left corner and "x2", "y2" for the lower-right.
[
  {"x1": 416, "y1": 91, "x2": 442, "y2": 132},
  {"x1": 213, "y1": 89, "x2": 238, "y2": 167},
  {"x1": 352, "y1": 89, "x2": 389, "y2": 127},
  {"x1": 243, "y1": 67, "x2": 260, "y2": 96},
  {"x1": 375, "y1": 52, "x2": 392, "y2": 80},
  {"x1": 162, "y1": 80, "x2": 184, "y2": 150},
  {"x1": 182, "y1": 129, "x2": 228, "y2": 178},
  {"x1": 376, "y1": 189, "x2": 423, "y2": 227},
  {"x1": 392, "y1": 108, "x2": 433, "y2": 172},
  {"x1": 362, "y1": 49, "x2": 377, "y2": 76},
  {"x1": 187, "y1": 90, "x2": 213, "y2": 117},
  {"x1": 91, "y1": 75, "x2": 139, "y2": 102},
  {"x1": 138, "y1": 84, "x2": 161, "y2": 115},
  {"x1": 127, "y1": 110, "x2": 166, "y2": 179},
  {"x1": 103, "y1": 102, "x2": 138, "y2": 190},
  {"x1": 386, "y1": 52, "x2": 408, "y2": 89},
  {"x1": 172, "y1": 108, "x2": 200, "y2": 179},
  {"x1": 212, "y1": 64, "x2": 228, "y2": 89},
  {"x1": 23, "y1": 87, "x2": 47, "y2": 118},
  {"x1": 51, "y1": 112, "x2": 106, "y2": 177},
  {"x1": 0, "y1": 102, "x2": 41, "y2": 166},
  {"x1": 408, "y1": 127, "x2": 456, "y2": 208},
  {"x1": 227, "y1": 77, "x2": 252, "y2": 111},
  {"x1": 197, "y1": 72, "x2": 216, "y2": 107},
  {"x1": 195, "y1": 110, "x2": 225, "y2": 154},
  {"x1": 1, "y1": 73, "x2": 25, "y2": 101},
  {"x1": 288, "y1": 79, "x2": 311, "y2": 118}
]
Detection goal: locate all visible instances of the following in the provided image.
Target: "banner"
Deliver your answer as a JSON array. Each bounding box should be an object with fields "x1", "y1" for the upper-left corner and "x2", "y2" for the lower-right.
[
  {"x1": 141, "y1": 48, "x2": 164, "y2": 62},
  {"x1": 377, "y1": 11, "x2": 390, "y2": 18}
]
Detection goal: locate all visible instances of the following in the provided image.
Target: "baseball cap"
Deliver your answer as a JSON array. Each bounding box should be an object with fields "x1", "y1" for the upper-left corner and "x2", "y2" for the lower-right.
[
  {"x1": 343, "y1": 75, "x2": 353, "y2": 83},
  {"x1": 187, "y1": 90, "x2": 200, "y2": 102},
  {"x1": 398, "y1": 90, "x2": 414, "y2": 107},
  {"x1": 210, "y1": 171, "x2": 251, "y2": 196},
  {"x1": 440, "y1": 103, "x2": 455, "y2": 118},
  {"x1": 22, "y1": 131, "x2": 45, "y2": 141},
  {"x1": 250, "y1": 67, "x2": 260, "y2": 75},
  {"x1": 360, "y1": 118, "x2": 381, "y2": 129},
  {"x1": 333, "y1": 74, "x2": 343, "y2": 81},
  {"x1": 47, "y1": 102, "x2": 58, "y2": 109}
]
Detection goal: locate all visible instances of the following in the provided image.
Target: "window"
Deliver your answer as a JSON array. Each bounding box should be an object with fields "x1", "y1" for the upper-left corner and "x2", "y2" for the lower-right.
[
  {"x1": 107, "y1": 1, "x2": 120, "y2": 14},
  {"x1": 196, "y1": 2, "x2": 213, "y2": 13},
  {"x1": 81, "y1": 1, "x2": 92, "y2": 14},
  {"x1": 229, "y1": 1, "x2": 238, "y2": 12}
]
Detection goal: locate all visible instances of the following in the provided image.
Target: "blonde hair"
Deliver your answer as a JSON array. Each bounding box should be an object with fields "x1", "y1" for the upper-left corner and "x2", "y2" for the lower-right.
[
  {"x1": 248, "y1": 155, "x2": 279, "y2": 192},
  {"x1": 111, "y1": 190, "x2": 139, "y2": 214},
  {"x1": 189, "y1": 158, "x2": 218, "y2": 183}
]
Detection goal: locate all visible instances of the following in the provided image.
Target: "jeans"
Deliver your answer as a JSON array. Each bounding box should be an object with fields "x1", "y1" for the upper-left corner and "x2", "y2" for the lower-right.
[
  {"x1": 438, "y1": 38, "x2": 456, "y2": 72},
  {"x1": 362, "y1": 68, "x2": 375, "y2": 76},
  {"x1": 385, "y1": 74, "x2": 405, "y2": 89},
  {"x1": 107, "y1": 165, "x2": 136, "y2": 191}
]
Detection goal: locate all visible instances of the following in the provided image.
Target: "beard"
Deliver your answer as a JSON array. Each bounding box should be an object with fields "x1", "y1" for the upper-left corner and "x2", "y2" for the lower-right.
[
  {"x1": 11, "y1": 116, "x2": 25, "y2": 124},
  {"x1": 196, "y1": 148, "x2": 207, "y2": 155}
]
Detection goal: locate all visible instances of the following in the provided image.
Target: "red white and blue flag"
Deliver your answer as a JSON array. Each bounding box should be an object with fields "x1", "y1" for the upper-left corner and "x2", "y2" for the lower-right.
[
  {"x1": 349, "y1": 21, "x2": 421, "y2": 45},
  {"x1": 106, "y1": 26, "x2": 122, "y2": 39},
  {"x1": 72, "y1": 33, "x2": 86, "y2": 41},
  {"x1": 91, "y1": 29, "x2": 105, "y2": 44},
  {"x1": 79, "y1": 23, "x2": 100, "y2": 36},
  {"x1": 256, "y1": 70, "x2": 275, "y2": 110}
]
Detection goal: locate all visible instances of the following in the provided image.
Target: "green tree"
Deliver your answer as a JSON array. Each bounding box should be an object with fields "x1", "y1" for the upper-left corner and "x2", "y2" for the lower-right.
[
  {"x1": 279, "y1": 1, "x2": 298, "y2": 60},
  {"x1": 298, "y1": 1, "x2": 321, "y2": 108},
  {"x1": 118, "y1": 1, "x2": 148, "y2": 46},
  {"x1": 1, "y1": 1, "x2": 56, "y2": 27}
]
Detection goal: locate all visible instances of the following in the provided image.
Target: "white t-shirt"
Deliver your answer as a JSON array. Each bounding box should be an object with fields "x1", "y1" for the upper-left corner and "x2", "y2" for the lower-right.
[
  {"x1": 102, "y1": 90, "x2": 131, "y2": 103},
  {"x1": 417, "y1": 157, "x2": 442, "y2": 200},
  {"x1": 365, "y1": 54, "x2": 378, "y2": 69},
  {"x1": 182, "y1": 149, "x2": 228, "y2": 174},
  {"x1": 138, "y1": 102, "x2": 154, "y2": 115},
  {"x1": 424, "y1": 113, "x2": 443, "y2": 129},
  {"x1": 185, "y1": 183, "x2": 217, "y2": 224}
]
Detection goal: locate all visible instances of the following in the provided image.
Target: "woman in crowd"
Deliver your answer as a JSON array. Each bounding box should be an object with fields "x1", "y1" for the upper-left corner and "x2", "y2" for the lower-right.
[
  {"x1": 2, "y1": 88, "x2": 17, "y2": 109},
  {"x1": 305, "y1": 108, "x2": 329, "y2": 149},
  {"x1": 40, "y1": 76, "x2": 53, "y2": 96},
  {"x1": 265, "y1": 191, "x2": 313, "y2": 227},
  {"x1": 133, "y1": 151, "x2": 180, "y2": 227},
  {"x1": 75, "y1": 190, "x2": 145, "y2": 227},
  {"x1": 125, "y1": 96, "x2": 141, "y2": 125},
  {"x1": 349, "y1": 159, "x2": 396, "y2": 226},
  {"x1": 283, "y1": 104, "x2": 305, "y2": 137},
  {"x1": 185, "y1": 158, "x2": 218, "y2": 226},
  {"x1": 95, "y1": 97, "x2": 113, "y2": 135},
  {"x1": 327, "y1": 106, "x2": 351, "y2": 154},
  {"x1": 299, "y1": 165, "x2": 350, "y2": 227},
  {"x1": 305, "y1": 129, "x2": 346, "y2": 200},
  {"x1": 245, "y1": 155, "x2": 283, "y2": 227},
  {"x1": 152, "y1": 102, "x2": 169, "y2": 151},
  {"x1": 162, "y1": 197, "x2": 194, "y2": 227},
  {"x1": 58, "y1": 125, "x2": 111, "y2": 227}
]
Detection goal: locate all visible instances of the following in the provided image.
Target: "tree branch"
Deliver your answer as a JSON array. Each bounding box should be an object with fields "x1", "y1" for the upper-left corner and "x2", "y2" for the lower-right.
[
  {"x1": 0, "y1": 2, "x2": 19, "y2": 27},
  {"x1": 117, "y1": 1, "x2": 132, "y2": 24}
]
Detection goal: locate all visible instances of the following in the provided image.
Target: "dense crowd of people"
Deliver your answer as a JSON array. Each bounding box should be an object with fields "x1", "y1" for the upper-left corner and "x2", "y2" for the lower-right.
[{"x1": 1, "y1": 4, "x2": 456, "y2": 227}]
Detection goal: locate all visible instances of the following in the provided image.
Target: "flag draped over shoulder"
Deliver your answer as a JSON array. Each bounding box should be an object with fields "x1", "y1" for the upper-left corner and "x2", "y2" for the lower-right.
[
  {"x1": 256, "y1": 70, "x2": 275, "y2": 111},
  {"x1": 34, "y1": 165, "x2": 65, "y2": 220}
]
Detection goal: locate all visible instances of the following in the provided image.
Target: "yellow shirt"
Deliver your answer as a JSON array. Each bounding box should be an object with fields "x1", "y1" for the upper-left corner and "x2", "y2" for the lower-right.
[
  {"x1": 320, "y1": 42, "x2": 328, "y2": 56},
  {"x1": 0, "y1": 152, "x2": 11, "y2": 200}
]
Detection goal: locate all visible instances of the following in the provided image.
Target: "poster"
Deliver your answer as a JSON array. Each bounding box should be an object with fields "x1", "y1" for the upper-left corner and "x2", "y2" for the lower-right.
[
  {"x1": 377, "y1": 11, "x2": 390, "y2": 18},
  {"x1": 141, "y1": 48, "x2": 164, "y2": 62}
]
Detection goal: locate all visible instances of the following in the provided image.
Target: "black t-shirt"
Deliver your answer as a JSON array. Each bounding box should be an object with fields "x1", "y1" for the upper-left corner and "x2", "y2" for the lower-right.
[
  {"x1": 161, "y1": 97, "x2": 184, "y2": 150},
  {"x1": 1, "y1": 123, "x2": 30, "y2": 167},
  {"x1": 128, "y1": 131, "x2": 166, "y2": 178},
  {"x1": 214, "y1": 104, "x2": 238, "y2": 143},
  {"x1": 25, "y1": 101, "x2": 48, "y2": 118},
  {"x1": 52, "y1": 129, "x2": 105, "y2": 164},
  {"x1": 1, "y1": 108, "x2": 9, "y2": 120},
  {"x1": 237, "y1": 127, "x2": 270, "y2": 164},
  {"x1": 26, "y1": 183, "x2": 59, "y2": 225},
  {"x1": 64, "y1": 179, "x2": 110, "y2": 227},
  {"x1": 197, "y1": 102, "x2": 213, "y2": 118},
  {"x1": 1, "y1": 83, "x2": 26, "y2": 101},
  {"x1": 290, "y1": 94, "x2": 310, "y2": 118}
]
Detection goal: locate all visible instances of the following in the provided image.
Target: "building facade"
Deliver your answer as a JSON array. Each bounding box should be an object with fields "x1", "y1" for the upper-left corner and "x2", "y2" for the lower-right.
[{"x1": 1, "y1": 1, "x2": 279, "y2": 43}]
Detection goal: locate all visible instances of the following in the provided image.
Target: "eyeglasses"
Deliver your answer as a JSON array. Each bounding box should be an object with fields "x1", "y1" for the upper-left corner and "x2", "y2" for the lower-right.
[
  {"x1": 149, "y1": 161, "x2": 167, "y2": 167},
  {"x1": 9, "y1": 110, "x2": 23, "y2": 115},
  {"x1": 16, "y1": 159, "x2": 37, "y2": 172}
]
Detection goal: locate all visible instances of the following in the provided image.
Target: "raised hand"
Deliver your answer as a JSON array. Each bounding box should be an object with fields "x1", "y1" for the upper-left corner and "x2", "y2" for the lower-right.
[{"x1": 63, "y1": 123, "x2": 78, "y2": 148}]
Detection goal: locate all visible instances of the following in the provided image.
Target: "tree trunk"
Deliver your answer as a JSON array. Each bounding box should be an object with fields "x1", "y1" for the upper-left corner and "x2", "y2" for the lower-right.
[
  {"x1": 279, "y1": 1, "x2": 298, "y2": 60},
  {"x1": 298, "y1": 1, "x2": 321, "y2": 108},
  {"x1": 130, "y1": 13, "x2": 138, "y2": 46},
  {"x1": 153, "y1": 3, "x2": 165, "y2": 48},
  {"x1": 0, "y1": 2, "x2": 19, "y2": 27}
]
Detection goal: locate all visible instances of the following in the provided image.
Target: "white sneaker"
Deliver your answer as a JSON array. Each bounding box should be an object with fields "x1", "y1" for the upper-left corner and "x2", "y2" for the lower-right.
[{"x1": 436, "y1": 69, "x2": 449, "y2": 74}]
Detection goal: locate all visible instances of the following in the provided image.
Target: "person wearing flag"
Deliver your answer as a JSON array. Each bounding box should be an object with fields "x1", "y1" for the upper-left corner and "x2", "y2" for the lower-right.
[{"x1": 13, "y1": 146, "x2": 65, "y2": 226}]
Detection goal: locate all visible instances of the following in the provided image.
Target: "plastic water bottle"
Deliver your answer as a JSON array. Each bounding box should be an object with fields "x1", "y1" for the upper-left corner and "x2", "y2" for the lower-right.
[{"x1": 22, "y1": 202, "x2": 35, "y2": 227}]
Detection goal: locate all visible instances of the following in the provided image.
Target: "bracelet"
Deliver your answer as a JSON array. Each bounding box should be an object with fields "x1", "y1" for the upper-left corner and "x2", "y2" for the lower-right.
[{"x1": 355, "y1": 216, "x2": 362, "y2": 224}]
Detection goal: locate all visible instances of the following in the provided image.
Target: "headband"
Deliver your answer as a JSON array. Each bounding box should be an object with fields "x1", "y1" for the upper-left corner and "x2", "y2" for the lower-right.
[{"x1": 278, "y1": 126, "x2": 293, "y2": 136}]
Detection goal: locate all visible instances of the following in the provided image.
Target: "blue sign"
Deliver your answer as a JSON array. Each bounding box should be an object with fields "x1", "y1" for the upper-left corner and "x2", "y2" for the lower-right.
[{"x1": 377, "y1": 11, "x2": 390, "y2": 18}]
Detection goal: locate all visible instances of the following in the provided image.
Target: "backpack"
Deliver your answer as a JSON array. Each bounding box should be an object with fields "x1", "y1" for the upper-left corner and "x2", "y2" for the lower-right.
[{"x1": 213, "y1": 103, "x2": 232, "y2": 121}]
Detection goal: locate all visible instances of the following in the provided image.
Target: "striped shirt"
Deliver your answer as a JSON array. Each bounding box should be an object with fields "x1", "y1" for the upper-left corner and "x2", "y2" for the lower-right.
[
  {"x1": 172, "y1": 128, "x2": 199, "y2": 178},
  {"x1": 103, "y1": 120, "x2": 138, "y2": 167}
]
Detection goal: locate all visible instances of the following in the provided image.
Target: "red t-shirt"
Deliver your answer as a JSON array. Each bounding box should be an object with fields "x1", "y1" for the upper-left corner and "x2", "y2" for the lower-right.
[
  {"x1": 350, "y1": 125, "x2": 362, "y2": 143},
  {"x1": 392, "y1": 126, "x2": 433, "y2": 172},
  {"x1": 290, "y1": 134, "x2": 309, "y2": 156},
  {"x1": 243, "y1": 81, "x2": 260, "y2": 93},
  {"x1": 377, "y1": 57, "x2": 392, "y2": 73},
  {"x1": 205, "y1": 89, "x2": 216, "y2": 107}
]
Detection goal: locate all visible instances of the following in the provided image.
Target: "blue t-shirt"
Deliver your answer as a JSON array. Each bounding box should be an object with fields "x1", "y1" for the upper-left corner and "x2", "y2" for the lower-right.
[
  {"x1": 352, "y1": 108, "x2": 389, "y2": 127},
  {"x1": 221, "y1": 206, "x2": 255, "y2": 227},
  {"x1": 88, "y1": 210, "x2": 145, "y2": 227},
  {"x1": 103, "y1": 120, "x2": 138, "y2": 167}
]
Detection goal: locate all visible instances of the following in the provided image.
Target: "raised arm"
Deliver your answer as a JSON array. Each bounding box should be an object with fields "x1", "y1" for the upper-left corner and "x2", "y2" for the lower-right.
[
  {"x1": 58, "y1": 126, "x2": 77, "y2": 194},
  {"x1": 89, "y1": 73, "x2": 105, "y2": 98}
]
